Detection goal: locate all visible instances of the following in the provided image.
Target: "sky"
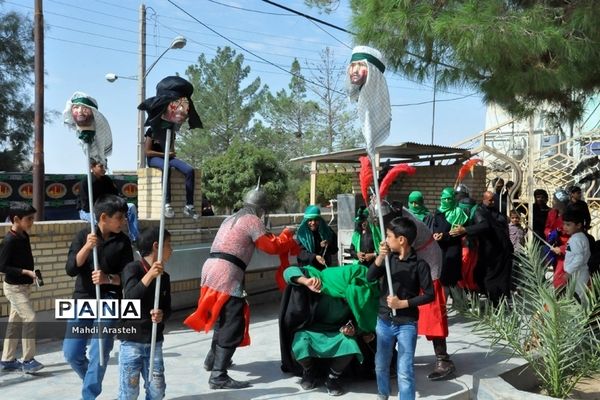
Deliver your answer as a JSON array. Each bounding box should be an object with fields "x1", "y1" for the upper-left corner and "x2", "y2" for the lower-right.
[{"x1": 4, "y1": 0, "x2": 487, "y2": 174}]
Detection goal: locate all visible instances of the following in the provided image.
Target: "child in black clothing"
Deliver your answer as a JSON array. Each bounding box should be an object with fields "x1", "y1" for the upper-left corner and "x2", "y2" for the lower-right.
[
  {"x1": 118, "y1": 227, "x2": 172, "y2": 400},
  {"x1": 0, "y1": 202, "x2": 44, "y2": 373},
  {"x1": 367, "y1": 216, "x2": 434, "y2": 400},
  {"x1": 63, "y1": 194, "x2": 133, "y2": 400}
]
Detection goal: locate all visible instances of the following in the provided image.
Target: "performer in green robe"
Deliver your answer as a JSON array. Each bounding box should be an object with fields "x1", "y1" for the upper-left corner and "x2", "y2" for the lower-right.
[
  {"x1": 407, "y1": 191, "x2": 430, "y2": 221},
  {"x1": 279, "y1": 264, "x2": 379, "y2": 396}
]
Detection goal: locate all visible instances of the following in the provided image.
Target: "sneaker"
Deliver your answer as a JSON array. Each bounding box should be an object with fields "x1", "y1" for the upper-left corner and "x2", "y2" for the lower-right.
[
  {"x1": 22, "y1": 358, "x2": 44, "y2": 374},
  {"x1": 164, "y1": 204, "x2": 175, "y2": 218},
  {"x1": 183, "y1": 205, "x2": 199, "y2": 220},
  {"x1": 0, "y1": 359, "x2": 22, "y2": 371}
]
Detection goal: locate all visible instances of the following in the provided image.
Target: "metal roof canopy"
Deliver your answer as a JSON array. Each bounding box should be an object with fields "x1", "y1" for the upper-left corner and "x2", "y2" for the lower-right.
[
  {"x1": 290, "y1": 142, "x2": 472, "y2": 204},
  {"x1": 290, "y1": 142, "x2": 471, "y2": 165}
]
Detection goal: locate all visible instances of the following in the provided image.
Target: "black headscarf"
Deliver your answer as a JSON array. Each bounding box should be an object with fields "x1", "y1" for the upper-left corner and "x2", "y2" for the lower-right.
[{"x1": 138, "y1": 76, "x2": 203, "y2": 131}]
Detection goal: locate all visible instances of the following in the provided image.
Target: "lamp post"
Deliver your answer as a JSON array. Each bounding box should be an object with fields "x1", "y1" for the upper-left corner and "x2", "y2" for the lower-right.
[{"x1": 106, "y1": 4, "x2": 186, "y2": 169}]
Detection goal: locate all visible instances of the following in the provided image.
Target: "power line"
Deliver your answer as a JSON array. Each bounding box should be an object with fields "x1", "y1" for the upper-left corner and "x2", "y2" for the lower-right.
[
  {"x1": 11, "y1": 0, "x2": 479, "y2": 106},
  {"x1": 166, "y1": 0, "x2": 348, "y2": 96},
  {"x1": 261, "y1": 0, "x2": 351, "y2": 35},
  {"x1": 50, "y1": 24, "x2": 138, "y2": 46},
  {"x1": 46, "y1": 0, "x2": 137, "y2": 23},
  {"x1": 46, "y1": 0, "x2": 449, "y2": 94},
  {"x1": 261, "y1": 0, "x2": 469, "y2": 74},
  {"x1": 93, "y1": 0, "x2": 138, "y2": 13},
  {"x1": 206, "y1": 0, "x2": 294, "y2": 16},
  {"x1": 307, "y1": 18, "x2": 351, "y2": 50},
  {"x1": 392, "y1": 93, "x2": 477, "y2": 107}
]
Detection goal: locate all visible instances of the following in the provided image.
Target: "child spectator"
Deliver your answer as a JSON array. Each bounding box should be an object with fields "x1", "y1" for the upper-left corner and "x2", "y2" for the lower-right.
[
  {"x1": 77, "y1": 158, "x2": 140, "y2": 243},
  {"x1": 509, "y1": 210, "x2": 525, "y2": 253},
  {"x1": 0, "y1": 202, "x2": 44, "y2": 373},
  {"x1": 118, "y1": 227, "x2": 172, "y2": 400},
  {"x1": 63, "y1": 194, "x2": 133, "y2": 400},
  {"x1": 546, "y1": 189, "x2": 571, "y2": 288},
  {"x1": 562, "y1": 209, "x2": 591, "y2": 303},
  {"x1": 368, "y1": 216, "x2": 434, "y2": 400}
]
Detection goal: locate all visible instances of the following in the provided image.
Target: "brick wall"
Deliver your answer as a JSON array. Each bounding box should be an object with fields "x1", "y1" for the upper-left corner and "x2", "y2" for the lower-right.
[
  {"x1": 137, "y1": 167, "x2": 203, "y2": 220},
  {"x1": 350, "y1": 165, "x2": 487, "y2": 209},
  {"x1": 0, "y1": 213, "x2": 298, "y2": 317},
  {"x1": 0, "y1": 163, "x2": 304, "y2": 317}
]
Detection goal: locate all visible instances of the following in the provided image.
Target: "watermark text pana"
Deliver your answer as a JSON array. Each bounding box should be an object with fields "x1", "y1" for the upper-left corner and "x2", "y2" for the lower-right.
[{"x1": 55, "y1": 299, "x2": 142, "y2": 319}]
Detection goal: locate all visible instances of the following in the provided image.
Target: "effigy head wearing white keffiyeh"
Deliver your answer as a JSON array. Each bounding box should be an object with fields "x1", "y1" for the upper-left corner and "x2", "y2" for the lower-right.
[
  {"x1": 346, "y1": 46, "x2": 391, "y2": 157},
  {"x1": 63, "y1": 92, "x2": 113, "y2": 165}
]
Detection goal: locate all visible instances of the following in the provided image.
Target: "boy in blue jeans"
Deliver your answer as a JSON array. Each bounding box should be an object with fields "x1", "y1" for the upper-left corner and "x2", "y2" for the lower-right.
[
  {"x1": 63, "y1": 195, "x2": 133, "y2": 400},
  {"x1": 118, "y1": 227, "x2": 172, "y2": 400},
  {"x1": 367, "y1": 217, "x2": 434, "y2": 400},
  {"x1": 0, "y1": 202, "x2": 44, "y2": 373}
]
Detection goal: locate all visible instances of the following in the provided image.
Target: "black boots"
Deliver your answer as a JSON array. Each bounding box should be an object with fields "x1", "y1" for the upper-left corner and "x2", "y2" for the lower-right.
[
  {"x1": 203, "y1": 342, "x2": 216, "y2": 371},
  {"x1": 300, "y1": 367, "x2": 317, "y2": 390},
  {"x1": 427, "y1": 338, "x2": 456, "y2": 381},
  {"x1": 208, "y1": 345, "x2": 251, "y2": 389},
  {"x1": 204, "y1": 341, "x2": 233, "y2": 371},
  {"x1": 325, "y1": 370, "x2": 344, "y2": 396}
]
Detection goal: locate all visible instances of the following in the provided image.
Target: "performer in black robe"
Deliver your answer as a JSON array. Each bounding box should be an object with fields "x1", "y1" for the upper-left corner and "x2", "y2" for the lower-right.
[
  {"x1": 452, "y1": 191, "x2": 513, "y2": 306},
  {"x1": 425, "y1": 188, "x2": 468, "y2": 288},
  {"x1": 348, "y1": 206, "x2": 381, "y2": 267}
]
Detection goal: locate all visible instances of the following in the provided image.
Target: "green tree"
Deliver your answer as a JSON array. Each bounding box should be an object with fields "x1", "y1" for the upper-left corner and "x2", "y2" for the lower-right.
[
  {"x1": 261, "y1": 58, "x2": 322, "y2": 159},
  {"x1": 298, "y1": 172, "x2": 353, "y2": 207},
  {"x1": 0, "y1": 7, "x2": 34, "y2": 171},
  {"x1": 308, "y1": 0, "x2": 600, "y2": 125},
  {"x1": 201, "y1": 141, "x2": 288, "y2": 212},
  {"x1": 307, "y1": 47, "x2": 361, "y2": 152},
  {"x1": 179, "y1": 47, "x2": 267, "y2": 166}
]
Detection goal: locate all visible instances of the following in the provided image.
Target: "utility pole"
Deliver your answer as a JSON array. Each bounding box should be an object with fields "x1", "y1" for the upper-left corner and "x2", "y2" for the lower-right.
[
  {"x1": 138, "y1": 3, "x2": 147, "y2": 169},
  {"x1": 33, "y1": 0, "x2": 45, "y2": 219}
]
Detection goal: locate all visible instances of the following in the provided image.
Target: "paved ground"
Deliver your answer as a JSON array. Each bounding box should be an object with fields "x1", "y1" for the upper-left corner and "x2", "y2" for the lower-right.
[{"x1": 0, "y1": 301, "x2": 515, "y2": 400}]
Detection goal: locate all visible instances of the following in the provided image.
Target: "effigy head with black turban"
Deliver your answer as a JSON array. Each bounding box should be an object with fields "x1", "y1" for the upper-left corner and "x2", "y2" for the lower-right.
[{"x1": 138, "y1": 75, "x2": 203, "y2": 131}]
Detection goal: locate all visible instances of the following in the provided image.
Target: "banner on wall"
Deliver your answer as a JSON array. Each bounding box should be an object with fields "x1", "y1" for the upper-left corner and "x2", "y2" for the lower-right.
[{"x1": 0, "y1": 173, "x2": 137, "y2": 221}]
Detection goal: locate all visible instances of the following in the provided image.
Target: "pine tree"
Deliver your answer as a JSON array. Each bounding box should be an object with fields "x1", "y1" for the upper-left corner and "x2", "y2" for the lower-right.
[
  {"x1": 0, "y1": 8, "x2": 34, "y2": 171},
  {"x1": 309, "y1": 0, "x2": 600, "y2": 125},
  {"x1": 179, "y1": 46, "x2": 266, "y2": 166}
]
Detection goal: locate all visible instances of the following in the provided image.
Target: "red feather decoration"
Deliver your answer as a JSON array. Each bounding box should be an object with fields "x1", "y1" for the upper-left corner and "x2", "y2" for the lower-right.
[
  {"x1": 359, "y1": 156, "x2": 374, "y2": 204},
  {"x1": 379, "y1": 164, "x2": 416, "y2": 198},
  {"x1": 456, "y1": 158, "x2": 482, "y2": 185}
]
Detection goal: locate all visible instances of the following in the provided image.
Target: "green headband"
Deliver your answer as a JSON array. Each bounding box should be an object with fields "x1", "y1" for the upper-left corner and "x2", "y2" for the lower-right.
[
  {"x1": 304, "y1": 205, "x2": 321, "y2": 219},
  {"x1": 71, "y1": 97, "x2": 97, "y2": 110},
  {"x1": 351, "y1": 52, "x2": 385, "y2": 74}
]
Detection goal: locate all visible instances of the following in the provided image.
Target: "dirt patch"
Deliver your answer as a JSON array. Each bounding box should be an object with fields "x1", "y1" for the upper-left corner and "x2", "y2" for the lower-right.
[
  {"x1": 503, "y1": 366, "x2": 600, "y2": 399},
  {"x1": 571, "y1": 373, "x2": 600, "y2": 400}
]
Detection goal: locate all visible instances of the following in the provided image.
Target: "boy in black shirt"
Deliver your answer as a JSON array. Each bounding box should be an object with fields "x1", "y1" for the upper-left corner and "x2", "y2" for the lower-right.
[
  {"x1": 368, "y1": 216, "x2": 434, "y2": 400},
  {"x1": 0, "y1": 202, "x2": 44, "y2": 373},
  {"x1": 118, "y1": 227, "x2": 172, "y2": 400},
  {"x1": 77, "y1": 158, "x2": 140, "y2": 243},
  {"x1": 63, "y1": 194, "x2": 133, "y2": 400}
]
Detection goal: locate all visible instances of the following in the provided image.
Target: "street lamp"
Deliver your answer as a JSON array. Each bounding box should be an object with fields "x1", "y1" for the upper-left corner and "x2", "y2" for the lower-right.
[{"x1": 106, "y1": 34, "x2": 187, "y2": 169}]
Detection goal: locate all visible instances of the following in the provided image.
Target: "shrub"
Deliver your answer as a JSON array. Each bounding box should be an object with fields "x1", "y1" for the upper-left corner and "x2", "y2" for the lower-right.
[{"x1": 451, "y1": 238, "x2": 600, "y2": 398}]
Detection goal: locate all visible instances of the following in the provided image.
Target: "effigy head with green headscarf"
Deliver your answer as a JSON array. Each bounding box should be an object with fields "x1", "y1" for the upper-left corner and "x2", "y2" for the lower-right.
[
  {"x1": 438, "y1": 187, "x2": 468, "y2": 227},
  {"x1": 407, "y1": 191, "x2": 429, "y2": 221},
  {"x1": 296, "y1": 205, "x2": 333, "y2": 253}
]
